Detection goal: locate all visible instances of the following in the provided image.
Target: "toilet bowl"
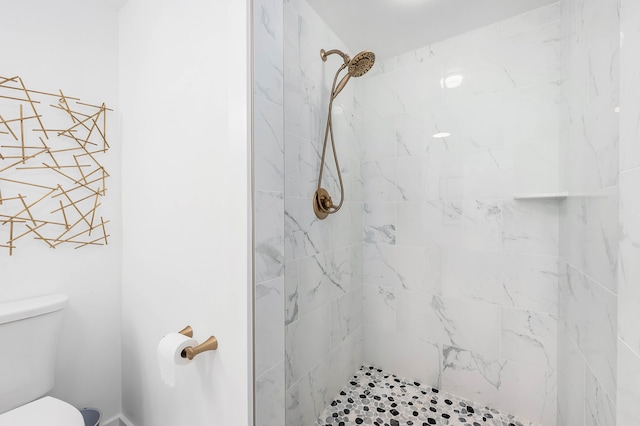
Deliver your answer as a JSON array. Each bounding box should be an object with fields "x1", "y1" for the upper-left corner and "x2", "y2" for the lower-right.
[
  {"x1": 0, "y1": 295, "x2": 84, "y2": 425},
  {"x1": 0, "y1": 397, "x2": 84, "y2": 426}
]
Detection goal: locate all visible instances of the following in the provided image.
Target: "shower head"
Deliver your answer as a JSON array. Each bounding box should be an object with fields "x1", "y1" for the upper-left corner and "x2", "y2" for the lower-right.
[
  {"x1": 322, "y1": 48, "x2": 376, "y2": 99},
  {"x1": 321, "y1": 49, "x2": 376, "y2": 77},
  {"x1": 348, "y1": 51, "x2": 375, "y2": 77}
]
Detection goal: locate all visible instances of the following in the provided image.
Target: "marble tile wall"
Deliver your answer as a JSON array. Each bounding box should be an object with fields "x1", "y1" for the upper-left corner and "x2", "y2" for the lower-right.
[
  {"x1": 558, "y1": 0, "x2": 633, "y2": 426},
  {"x1": 617, "y1": 0, "x2": 640, "y2": 423},
  {"x1": 255, "y1": 0, "x2": 640, "y2": 425},
  {"x1": 557, "y1": 0, "x2": 620, "y2": 424},
  {"x1": 357, "y1": 4, "x2": 562, "y2": 425},
  {"x1": 282, "y1": 0, "x2": 365, "y2": 424},
  {"x1": 254, "y1": 0, "x2": 285, "y2": 424}
]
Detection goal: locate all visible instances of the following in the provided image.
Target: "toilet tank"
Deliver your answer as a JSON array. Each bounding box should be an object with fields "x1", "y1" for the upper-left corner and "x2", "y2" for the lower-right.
[{"x1": 0, "y1": 294, "x2": 69, "y2": 414}]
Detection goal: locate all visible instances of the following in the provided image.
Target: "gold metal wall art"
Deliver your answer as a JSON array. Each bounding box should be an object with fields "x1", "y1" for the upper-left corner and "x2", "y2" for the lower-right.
[{"x1": 0, "y1": 75, "x2": 111, "y2": 255}]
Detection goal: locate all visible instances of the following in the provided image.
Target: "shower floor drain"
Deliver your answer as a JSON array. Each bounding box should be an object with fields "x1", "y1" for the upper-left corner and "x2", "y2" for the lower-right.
[{"x1": 316, "y1": 365, "x2": 537, "y2": 426}]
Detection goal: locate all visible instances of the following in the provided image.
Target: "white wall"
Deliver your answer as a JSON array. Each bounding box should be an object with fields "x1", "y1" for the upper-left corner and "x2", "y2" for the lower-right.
[
  {"x1": 0, "y1": 0, "x2": 122, "y2": 422},
  {"x1": 119, "y1": 0, "x2": 252, "y2": 425}
]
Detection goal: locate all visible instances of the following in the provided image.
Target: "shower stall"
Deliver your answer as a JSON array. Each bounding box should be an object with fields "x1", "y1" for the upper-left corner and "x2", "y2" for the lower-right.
[{"x1": 253, "y1": 0, "x2": 636, "y2": 424}]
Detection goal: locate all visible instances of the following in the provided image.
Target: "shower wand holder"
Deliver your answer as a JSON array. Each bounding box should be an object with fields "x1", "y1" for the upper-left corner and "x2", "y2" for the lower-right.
[{"x1": 313, "y1": 188, "x2": 333, "y2": 219}]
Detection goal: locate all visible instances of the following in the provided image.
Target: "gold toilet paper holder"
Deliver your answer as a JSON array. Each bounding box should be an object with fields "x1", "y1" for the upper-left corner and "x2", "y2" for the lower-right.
[{"x1": 178, "y1": 325, "x2": 218, "y2": 360}]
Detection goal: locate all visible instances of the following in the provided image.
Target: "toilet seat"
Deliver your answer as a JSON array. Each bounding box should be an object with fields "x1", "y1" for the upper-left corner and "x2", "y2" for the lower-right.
[{"x1": 0, "y1": 396, "x2": 84, "y2": 426}]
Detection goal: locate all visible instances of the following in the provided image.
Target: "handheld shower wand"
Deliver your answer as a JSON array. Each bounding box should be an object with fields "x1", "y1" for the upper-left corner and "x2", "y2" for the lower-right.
[{"x1": 314, "y1": 48, "x2": 375, "y2": 219}]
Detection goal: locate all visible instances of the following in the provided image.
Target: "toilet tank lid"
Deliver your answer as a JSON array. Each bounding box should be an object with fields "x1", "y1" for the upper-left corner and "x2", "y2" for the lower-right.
[{"x1": 0, "y1": 294, "x2": 69, "y2": 325}]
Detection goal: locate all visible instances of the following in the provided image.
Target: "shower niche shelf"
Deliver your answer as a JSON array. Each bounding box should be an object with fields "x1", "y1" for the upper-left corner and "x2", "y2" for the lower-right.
[{"x1": 513, "y1": 191, "x2": 568, "y2": 200}]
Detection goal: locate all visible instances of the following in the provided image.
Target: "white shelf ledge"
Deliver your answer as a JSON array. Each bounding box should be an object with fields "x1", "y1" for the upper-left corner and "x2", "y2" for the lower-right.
[{"x1": 513, "y1": 191, "x2": 568, "y2": 200}]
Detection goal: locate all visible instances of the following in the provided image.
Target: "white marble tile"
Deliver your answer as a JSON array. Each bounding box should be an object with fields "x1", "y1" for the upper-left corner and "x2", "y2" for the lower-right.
[
  {"x1": 620, "y1": 0, "x2": 640, "y2": 171},
  {"x1": 448, "y1": 92, "x2": 506, "y2": 149},
  {"x1": 585, "y1": 0, "x2": 620, "y2": 104},
  {"x1": 442, "y1": 346, "x2": 557, "y2": 425},
  {"x1": 559, "y1": 262, "x2": 617, "y2": 401},
  {"x1": 515, "y1": 138, "x2": 560, "y2": 194},
  {"x1": 395, "y1": 202, "x2": 426, "y2": 246},
  {"x1": 422, "y1": 153, "x2": 465, "y2": 201},
  {"x1": 326, "y1": 201, "x2": 360, "y2": 250},
  {"x1": 256, "y1": 361, "x2": 285, "y2": 426},
  {"x1": 396, "y1": 244, "x2": 443, "y2": 294},
  {"x1": 423, "y1": 200, "x2": 464, "y2": 249},
  {"x1": 360, "y1": 117, "x2": 396, "y2": 161},
  {"x1": 585, "y1": 365, "x2": 616, "y2": 426},
  {"x1": 285, "y1": 303, "x2": 331, "y2": 389},
  {"x1": 462, "y1": 200, "x2": 502, "y2": 252},
  {"x1": 254, "y1": 95, "x2": 284, "y2": 192},
  {"x1": 285, "y1": 373, "x2": 320, "y2": 426},
  {"x1": 556, "y1": 323, "x2": 585, "y2": 426},
  {"x1": 255, "y1": 277, "x2": 285, "y2": 377},
  {"x1": 618, "y1": 168, "x2": 640, "y2": 354},
  {"x1": 396, "y1": 291, "x2": 501, "y2": 358},
  {"x1": 286, "y1": 327, "x2": 363, "y2": 426},
  {"x1": 389, "y1": 65, "x2": 434, "y2": 118},
  {"x1": 395, "y1": 157, "x2": 423, "y2": 202},
  {"x1": 584, "y1": 186, "x2": 618, "y2": 293},
  {"x1": 325, "y1": 327, "x2": 365, "y2": 400},
  {"x1": 363, "y1": 243, "x2": 402, "y2": 288},
  {"x1": 284, "y1": 196, "x2": 330, "y2": 260},
  {"x1": 363, "y1": 202, "x2": 395, "y2": 244},
  {"x1": 283, "y1": 13, "x2": 342, "y2": 144},
  {"x1": 331, "y1": 287, "x2": 363, "y2": 348},
  {"x1": 363, "y1": 243, "x2": 442, "y2": 294},
  {"x1": 255, "y1": 190, "x2": 285, "y2": 283},
  {"x1": 501, "y1": 307, "x2": 557, "y2": 371},
  {"x1": 395, "y1": 114, "x2": 430, "y2": 158},
  {"x1": 363, "y1": 326, "x2": 441, "y2": 389},
  {"x1": 422, "y1": 109, "x2": 466, "y2": 155},
  {"x1": 485, "y1": 20, "x2": 562, "y2": 89},
  {"x1": 284, "y1": 132, "x2": 321, "y2": 199},
  {"x1": 345, "y1": 157, "x2": 364, "y2": 203},
  {"x1": 297, "y1": 247, "x2": 354, "y2": 317},
  {"x1": 444, "y1": 250, "x2": 558, "y2": 314},
  {"x1": 559, "y1": 195, "x2": 588, "y2": 270},
  {"x1": 358, "y1": 71, "x2": 410, "y2": 120},
  {"x1": 617, "y1": 339, "x2": 640, "y2": 425},
  {"x1": 394, "y1": 45, "x2": 440, "y2": 70},
  {"x1": 503, "y1": 82, "x2": 562, "y2": 145},
  {"x1": 581, "y1": 103, "x2": 620, "y2": 192},
  {"x1": 284, "y1": 260, "x2": 298, "y2": 325},
  {"x1": 362, "y1": 285, "x2": 396, "y2": 332},
  {"x1": 254, "y1": 0, "x2": 284, "y2": 106},
  {"x1": 502, "y1": 199, "x2": 559, "y2": 256},
  {"x1": 463, "y1": 148, "x2": 515, "y2": 200},
  {"x1": 362, "y1": 159, "x2": 398, "y2": 202}
]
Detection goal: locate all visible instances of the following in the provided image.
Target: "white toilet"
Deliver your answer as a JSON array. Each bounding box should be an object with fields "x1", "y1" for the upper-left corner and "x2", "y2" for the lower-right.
[{"x1": 0, "y1": 294, "x2": 84, "y2": 425}]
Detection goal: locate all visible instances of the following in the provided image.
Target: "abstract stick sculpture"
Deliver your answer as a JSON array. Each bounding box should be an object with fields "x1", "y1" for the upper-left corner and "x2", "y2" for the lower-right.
[{"x1": 0, "y1": 76, "x2": 111, "y2": 255}]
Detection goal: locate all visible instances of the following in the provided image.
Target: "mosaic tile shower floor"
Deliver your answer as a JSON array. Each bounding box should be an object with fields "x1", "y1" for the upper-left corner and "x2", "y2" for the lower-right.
[{"x1": 316, "y1": 365, "x2": 537, "y2": 426}]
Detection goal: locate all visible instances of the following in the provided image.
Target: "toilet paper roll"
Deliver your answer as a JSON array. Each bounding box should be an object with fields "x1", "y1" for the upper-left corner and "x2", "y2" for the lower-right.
[{"x1": 157, "y1": 332, "x2": 198, "y2": 387}]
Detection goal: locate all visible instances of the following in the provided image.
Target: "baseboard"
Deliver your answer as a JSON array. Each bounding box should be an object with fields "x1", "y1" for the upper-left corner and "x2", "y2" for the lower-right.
[{"x1": 102, "y1": 414, "x2": 134, "y2": 426}]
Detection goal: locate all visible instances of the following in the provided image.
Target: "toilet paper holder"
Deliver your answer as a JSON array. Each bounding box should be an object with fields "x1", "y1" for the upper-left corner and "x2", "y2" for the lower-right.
[{"x1": 177, "y1": 325, "x2": 218, "y2": 360}]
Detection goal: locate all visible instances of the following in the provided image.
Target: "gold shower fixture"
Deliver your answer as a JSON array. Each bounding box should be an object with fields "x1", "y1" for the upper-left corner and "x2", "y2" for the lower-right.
[{"x1": 313, "y1": 48, "x2": 375, "y2": 219}]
